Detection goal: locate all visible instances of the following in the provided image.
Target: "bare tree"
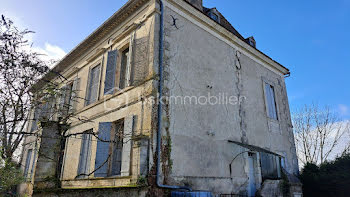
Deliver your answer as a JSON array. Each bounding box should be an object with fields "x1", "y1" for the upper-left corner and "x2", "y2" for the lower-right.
[
  {"x1": 292, "y1": 104, "x2": 350, "y2": 165},
  {"x1": 0, "y1": 15, "x2": 52, "y2": 161},
  {"x1": 0, "y1": 15, "x2": 143, "y2": 191}
]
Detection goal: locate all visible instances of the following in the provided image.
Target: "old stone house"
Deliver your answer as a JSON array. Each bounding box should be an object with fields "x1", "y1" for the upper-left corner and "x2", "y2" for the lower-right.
[{"x1": 18, "y1": 0, "x2": 301, "y2": 196}]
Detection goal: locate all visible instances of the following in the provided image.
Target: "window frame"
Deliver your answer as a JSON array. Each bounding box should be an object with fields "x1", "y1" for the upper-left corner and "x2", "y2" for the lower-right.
[
  {"x1": 77, "y1": 130, "x2": 93, "y2": 179},
  {"x1": 59, "y1": 82, "x2": 74, "y2": 115},
  {"x1": 209, "y1": 9, "x2": 220, "y2": 23},
  {"x1": 23, "y1": 149, "x2": 33, "y2": 179},
  {"x1": 94, "y1": 119, "x2": 125, "y2": 178},
  {"x1": 118, "y1": 47, "x2": 130, "y2": 90},
  {"x1": 108, "y1": 119, "x2": 124, "y2": 176},
  {"x1": 85, "y1": 61, "x2": 103, "y2": 106},
  {"x1": 262, "y1": 79, "x2": 279, "y2": 121}
]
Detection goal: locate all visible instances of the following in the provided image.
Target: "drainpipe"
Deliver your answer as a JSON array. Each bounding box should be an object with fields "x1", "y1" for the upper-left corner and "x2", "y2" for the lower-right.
[{"x1": 156, "y1": 0, "x2": 191, "y2": 191}]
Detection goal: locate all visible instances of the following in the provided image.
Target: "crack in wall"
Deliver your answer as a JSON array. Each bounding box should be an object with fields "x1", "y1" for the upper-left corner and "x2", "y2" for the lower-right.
[{"x1": 234, "y1": 50, "x2": 247, "y2": 144}]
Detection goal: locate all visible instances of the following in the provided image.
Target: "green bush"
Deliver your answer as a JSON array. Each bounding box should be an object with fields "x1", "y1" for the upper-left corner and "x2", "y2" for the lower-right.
[
  {"x1": 0, "y1": 160, "x2": 24, "y2": 195},
  {"x1": 300, "y1": 153, "x2": 350, "y2": 197}
]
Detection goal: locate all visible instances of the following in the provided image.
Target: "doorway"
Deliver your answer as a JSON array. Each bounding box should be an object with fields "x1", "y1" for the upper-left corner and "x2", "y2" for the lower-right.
[{"x1": 248, "y1": 152, "x2": 256, "y2": 197}]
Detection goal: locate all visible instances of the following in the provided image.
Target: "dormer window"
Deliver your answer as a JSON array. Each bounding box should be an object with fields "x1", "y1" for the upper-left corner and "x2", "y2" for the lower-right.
[
  {"x1": 209, "y1": 9, "x2": 220, "y2": 23},
  {"x1": 210, "y1": 13, "x2": 218, "y2": 21}
]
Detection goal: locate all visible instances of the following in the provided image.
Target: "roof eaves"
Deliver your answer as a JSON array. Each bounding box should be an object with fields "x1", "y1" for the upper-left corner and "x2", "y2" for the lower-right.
[
  {"x1": 32, "y1": 0, "x2": 148, "y2": 92},
  {"x1": 184, "y1": 1, "x2": 289, "y2": 75}
]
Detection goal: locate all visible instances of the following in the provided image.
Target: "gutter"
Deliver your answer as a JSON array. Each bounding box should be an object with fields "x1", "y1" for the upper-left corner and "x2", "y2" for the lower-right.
[{"x1": 155, "y1": 0, "x2": 191, "y2": 191}]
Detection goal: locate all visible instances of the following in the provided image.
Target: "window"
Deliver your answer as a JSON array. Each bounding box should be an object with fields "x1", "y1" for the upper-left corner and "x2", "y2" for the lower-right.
[
  {"x1": 30, "y1": 150, "x2": 37, "y2": 179},
  {"x1": 30, "y1": 108, "x2": 40, "y2": 132},
  {"x1": 264, "y1": 82, "x2": 278, "y2": 120},
  {"x1": 85, "y1": 65, "x2": 101, "y2": 106},
  {"x1": 24, "y1": 149, "x2": 33, "y2": 178},
  {"x1": 31, "y1": 100, "x2": 53, "y2": 132},
  {"x1": 104, "y1": 50, "x2": 118, "y2": 95},
  {"x1": 60, "y1": 78, "x2": 80, "y2": 114},
  {"x1": 59, "y1": 83, "x2": 73, "y2": 115},
  {"x1": 119, "y1": 48, "x2": 131, "y2": 90},
  {"x1": 95, "y1": 120, "x2": 124, "y2": 177},
  {"x1": 260, "y1": 152, "x2": 282, "y2": 180},
  {"x1": 77, "y1": 131, "x2": 92, "y2": 178},
  {"x1": 42, "y1": 96, "x2": 56, "y2": 120},
  {"x1": 210, "y1": 12, "x2": 219, "y2": 22}
]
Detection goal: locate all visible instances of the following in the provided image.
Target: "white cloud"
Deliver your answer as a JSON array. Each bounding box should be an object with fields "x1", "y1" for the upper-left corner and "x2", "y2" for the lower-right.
[
  {"x1": 32, "y1": 42, "x2": 67, "y2": 63},
  {"x1": 1, "y1": 11, "x2": 66, "y2": 64}
]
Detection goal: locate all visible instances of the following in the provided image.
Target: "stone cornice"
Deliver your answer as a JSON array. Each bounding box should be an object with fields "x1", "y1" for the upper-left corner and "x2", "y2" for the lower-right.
[{"x1": 32, "y1": 0, "x2": 149, "y2": 92}]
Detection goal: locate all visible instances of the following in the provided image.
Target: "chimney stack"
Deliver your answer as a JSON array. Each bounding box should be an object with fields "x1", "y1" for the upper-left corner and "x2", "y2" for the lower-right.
[{"x1": 185, "y1": 0, "x2": 203, "y2": 11}]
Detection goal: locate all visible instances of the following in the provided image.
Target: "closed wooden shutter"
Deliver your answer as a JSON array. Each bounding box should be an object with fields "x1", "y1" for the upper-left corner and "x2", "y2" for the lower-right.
[
  {"x1": 104, "y1": 50, "x2": 118, "y2": 95},
  {"x1": 86, "y1": 65, "x2": 101, "y2": 105},
  {"x1": 30, "y1": 108, "x2": 40, "y2": 132},
  {"x1": 30, "y1": 150, "x2": 37, "y2": 179},
  {"x1": 58, "y1": 85, "x2": 68, "y2": 117},
  {"x1": 40, "y1": 102, "x2": 50, "y2": 119},
  {"x1": 70, "y1": 78, "x2": 80, "y2": 113},
  {"x1": 120, "y1": 115, "x2": 135, "y2": 176},
  {"x1": 24, "y1": 149, "x2": 33, "y2": 178},
  {"x1": 131, "y1": 36, "x2": 150, "y2": 85},
  {"x1": 139, "y1": 138, "x2": 149, "y2": 176},
  {"x1": 77, "y1": 132, "x2": 92, "y2": 178},
  {"x1": 59, "y1": 85, "x2": 67, "y2": 110},
  {"x1": 265, "y1": 83, "x2": 278, "y2": 120},
  {"x1": 94, "y1": 122, "x2": 111, "y2": 177}
]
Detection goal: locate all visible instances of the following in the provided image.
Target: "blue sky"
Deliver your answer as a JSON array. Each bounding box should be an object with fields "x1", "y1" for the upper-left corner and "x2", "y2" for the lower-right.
[{"x1": 1, "y1": 0, "x2": 349, "y2": 118}]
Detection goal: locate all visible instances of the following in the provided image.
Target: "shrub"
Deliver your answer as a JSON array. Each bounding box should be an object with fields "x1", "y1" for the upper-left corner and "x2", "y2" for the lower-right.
[{"x1": 300, "y1": 153, "x2": 350, "y2": 197}]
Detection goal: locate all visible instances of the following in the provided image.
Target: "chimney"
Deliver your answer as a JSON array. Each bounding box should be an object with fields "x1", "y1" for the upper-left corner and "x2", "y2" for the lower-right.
[{"x1": 185, "y1": 0, "x2": 203, "y2": 11}]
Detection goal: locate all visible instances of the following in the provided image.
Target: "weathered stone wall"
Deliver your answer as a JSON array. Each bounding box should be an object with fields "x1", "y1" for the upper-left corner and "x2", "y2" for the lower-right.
[
  {"x1": 34, "y1": 122, "x2": 62, "y2": 190},
  {"x1": 19, "y1": 0, "x2": 158, "y2": 194},
  {"x1": 159, "y1": 0, "x2": 299, "y2": 195},
  {"x1": 59, "y1": 3, "x2": 157, "y2": 189},
  {"x1": 32, "y1": 187, "x2": 147, "y2": 197}
]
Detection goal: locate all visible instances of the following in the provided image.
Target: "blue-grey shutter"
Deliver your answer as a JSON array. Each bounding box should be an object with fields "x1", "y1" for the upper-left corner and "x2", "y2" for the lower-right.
[
  {"x1": 70, "y1": 78, "x2": 80, "y2": 113},
  {"x1": 77, "y1": 133, "x2": 92, "y2": 178},
  {"x1": 30, "y1": 149, "x2": 37, "y2": 179},
  {"x1": 86, "y1": 65, "x2": 101, "y2": 105},
  {"x1": 139, "y1": 138, "x2": 149, "y2": 176},
  {"x1": 59, "y1": 85, "x2": 67, "y2": 109},
  {"x1": 31, "y1": 108, "x2": 40, "y2": 132},
  {"x1": 94, "y1": 122, "x2": 111, "y2": 177},
  {"x1": 104, "y1": 50, "x2": 118, "y2": 95},
  {"x1": 24, "y1": 149, "x2": 33, "y2": 178},
  {"x1": 59, "y1": 85, "x2": 68, "y2": 117}
]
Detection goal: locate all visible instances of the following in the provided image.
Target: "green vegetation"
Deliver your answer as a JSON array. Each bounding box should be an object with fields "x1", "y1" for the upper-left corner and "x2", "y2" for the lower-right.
[
  {"x1": 300, "y1": 153, "x2": 350, "y2": 197},
  {"x1": 0, "y1": 159, "x2": 25, "y2": 195}
]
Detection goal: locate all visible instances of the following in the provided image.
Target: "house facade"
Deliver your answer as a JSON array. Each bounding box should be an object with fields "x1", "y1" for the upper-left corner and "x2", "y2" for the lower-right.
[{"x1": 19, "y1": 0, "x2": 301, "y2": 196}]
